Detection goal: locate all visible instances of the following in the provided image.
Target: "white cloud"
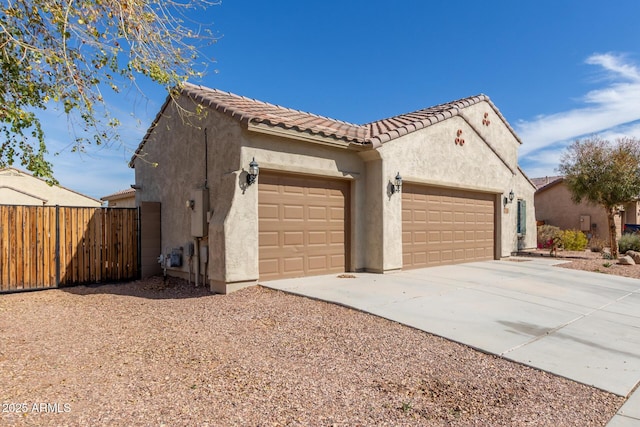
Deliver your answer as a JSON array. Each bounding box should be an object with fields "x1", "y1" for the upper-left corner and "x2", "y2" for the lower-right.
[
  {"x1": 518, "y1": 53, "x2": 640, "y2": 178},
  {"x1": 517, "y1": 52, "x2": 640, "y2": 157}
]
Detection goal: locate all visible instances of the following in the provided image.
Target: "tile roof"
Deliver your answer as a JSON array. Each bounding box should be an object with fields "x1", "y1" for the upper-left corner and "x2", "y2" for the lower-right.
[
  {"x1": 130, "y1": 84, "x2": 519, "y2": 166},
  {"x1": 182, "y1": 83, "x2": 368, "y2": 143},
  {"x1": 181, "y1": 83, "x2": 506, "y2": 146},
  {"x1": 366, "y1": 94, "x2": 495, "y2": 145},
  {"x1": 101, "y1": 187, "x2": 136, "y2": 201},
  {"x1": 531, "y1": 175, "x2": 564, "y2": 190}
]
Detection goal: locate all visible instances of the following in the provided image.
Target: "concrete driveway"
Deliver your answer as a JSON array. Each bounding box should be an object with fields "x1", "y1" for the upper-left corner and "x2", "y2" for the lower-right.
[{"x1": 263, "y1": 258, "x2": 640, "y2": 405}]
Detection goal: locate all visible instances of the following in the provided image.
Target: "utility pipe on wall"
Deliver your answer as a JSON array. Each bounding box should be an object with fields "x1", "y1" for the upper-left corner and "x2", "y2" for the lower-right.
[{"x1": 194, "y1": 238, "x2": 200, "y2": 287}]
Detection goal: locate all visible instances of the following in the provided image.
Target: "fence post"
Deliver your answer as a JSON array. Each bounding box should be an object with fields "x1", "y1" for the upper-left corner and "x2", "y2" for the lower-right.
[{"x1": 55, "y1": 205, "x2": 60, "y2": 287}]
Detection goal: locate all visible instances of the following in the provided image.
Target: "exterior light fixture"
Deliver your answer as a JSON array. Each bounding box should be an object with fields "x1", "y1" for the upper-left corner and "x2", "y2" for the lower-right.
[
  {"x1": 504, "y1": 190, "x2": 515, "y2": 206},
  {"x1": 391, "y1": 172, "x2": 403, "y2": 194},
  {"x1": 247, "y1": 157, "x2": 259, "y2": 186}
]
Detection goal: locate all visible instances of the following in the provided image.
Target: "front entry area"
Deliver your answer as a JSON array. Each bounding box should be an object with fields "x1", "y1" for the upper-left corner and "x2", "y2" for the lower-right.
[{"x1": 402, "y1": 184, "x2": 495, "y2": 268}]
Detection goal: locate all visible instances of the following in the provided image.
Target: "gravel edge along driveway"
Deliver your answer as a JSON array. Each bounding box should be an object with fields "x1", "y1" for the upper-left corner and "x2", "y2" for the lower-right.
[{"x1": 0, "y1": 277, "x2": 622, "y2": 426}]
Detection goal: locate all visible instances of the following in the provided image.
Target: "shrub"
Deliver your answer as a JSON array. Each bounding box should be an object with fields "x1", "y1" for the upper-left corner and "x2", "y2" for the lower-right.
[
  {"x1": 589, "y1": 237, "x2": 606, "y2": 253},
  {"x1": 537, "y1": 225, "x2": 562, "y2": 249},
  {"x1": 560, "y1": 229, "x2": 588, "y2": 251},
  {"x1": 618, "y1": 233, "x2": 640, "y2": 253}
]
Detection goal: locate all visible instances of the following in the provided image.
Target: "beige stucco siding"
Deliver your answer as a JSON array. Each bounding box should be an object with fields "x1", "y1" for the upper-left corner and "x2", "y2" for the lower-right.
[
  {"x1": 235, "y1": 130, "x2": 366, "y2": 285},
  {"x1": 458, "y1": 102, "x2": 519, "y2": 169},
  {"x1": 377, "y1": 108, "x2": 535, "y2": 265},
  {"x1": 134, "y1": 97, "x2": 367, "y2": 291},
  {"x1": 0, "y1": 169, "x2": 101, "y2": 207},
  {"x1": 134, "y1": 98, "x2": 242, "y2": 286},
  {"x1": 535, "y1": 182, "x2": 622, "y2": 239},
  {"x1": 133, "y1": 95, "x2": 536, "y2": 293}
]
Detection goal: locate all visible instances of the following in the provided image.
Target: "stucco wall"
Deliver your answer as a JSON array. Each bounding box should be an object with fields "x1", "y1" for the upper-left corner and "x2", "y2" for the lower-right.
[
  {"x1": 133, "y1": 96, "x2": 536, "y2": 292},
  {"x1": 134, "y1": 97, "x2": 241, "y2": 286},
  {"x1": 0, "y1": 168, "x2": 101, "y2": 207},
  {"x1": 535, "y1": 182, "x2": 622, "y2": 239},
  {"x1": 133, "y1": 96, "x2": 367, "y2": 292},
  {"x1": 232, "y1": 128, "x2": 367, "y2": 287},
  {"x1": 376, "y1": 103, "x2": 536, "y2": 265},
  {"x1": 104, "y1": 196, "x2": 136, "y2": 208}
]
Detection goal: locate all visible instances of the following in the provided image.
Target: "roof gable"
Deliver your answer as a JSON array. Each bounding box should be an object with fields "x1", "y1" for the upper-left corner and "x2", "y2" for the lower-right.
[
  {"x1": 101, "y1": 188, "x2": 136, "y2": 202},
  {"x1": 130, "y1": 83, "x2": 522, "y2": 166},
  {"x1": 0, "y1": 167, "x2": 101, "y2": 206},
  {"x1": 532, "y1": 176, "x2": 564, "y2": 192}
]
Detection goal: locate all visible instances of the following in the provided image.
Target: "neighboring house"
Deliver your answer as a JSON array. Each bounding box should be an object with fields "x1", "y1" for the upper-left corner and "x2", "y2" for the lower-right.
[
  {"x1": 101, "y1": 188, "x2": 136, "y2": 207},
  {"x1": 532, "y1": 176, "x2": 640, "y2": 239},
  {"x1": 130, "y1": 83, "x2": 537, "y2": 293},
  {"x1": 0, "y1": 167, "x2": 101, "y2": 207}
]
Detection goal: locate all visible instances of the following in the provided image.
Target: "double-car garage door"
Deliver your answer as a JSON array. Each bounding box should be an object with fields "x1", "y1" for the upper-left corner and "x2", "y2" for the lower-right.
[
  {"x1": 402, "y1": 184, "x2": 495, "y2": 268},
  {"x1": 258, "y1": 173, "x2": 349, "y2": 281}
]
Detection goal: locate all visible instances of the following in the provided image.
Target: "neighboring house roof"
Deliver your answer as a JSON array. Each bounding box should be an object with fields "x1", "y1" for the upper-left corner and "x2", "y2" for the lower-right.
[
  {"x1": 0, "y1": 167, "x2": 101, "y2": 206},
  {"x1": 532, "y1": 176, "x2": 564, "y2": 192},
  {"x1": 101, "y1": 188, "x2": 136, "y2": 202},
  {"x1": 130, "y1": 83, "x2": 521, "y2": 167},
  {"x1": 518, "y1": 167, "x2": 538, "y2": 190}
]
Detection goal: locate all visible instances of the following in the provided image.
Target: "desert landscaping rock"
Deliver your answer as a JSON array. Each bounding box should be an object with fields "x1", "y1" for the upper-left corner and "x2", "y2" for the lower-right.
[
  {"x1": 617, "y1": 255, "x2": 635, "y2": 265},
  {"x1": 626, "y1": 250, "x2": 640, "y2": 264},
  {"x1": 0, "y1": 277, "x2": 622, "y2": 426}
]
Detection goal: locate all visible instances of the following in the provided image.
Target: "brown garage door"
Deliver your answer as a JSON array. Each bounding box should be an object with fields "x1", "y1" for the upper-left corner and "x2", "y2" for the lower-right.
[
  {"x1": 258, "y1": 173, "x2": 349, "y2": 281},
  {"x1": 402, "y1": 184, "x2": 495, "y2": 269}
]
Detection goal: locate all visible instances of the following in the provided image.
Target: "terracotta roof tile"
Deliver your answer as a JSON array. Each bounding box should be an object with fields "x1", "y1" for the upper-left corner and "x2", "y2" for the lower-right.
[
  {"x1": 181, "y1": 83, "x2": 368, "y2": 143},
  {"x1": 180, "y1": 84, "x2": 504, "y2": 147},
  {"x1": 531, "y1": 176, "x2": 564, "y2": 190},
  {"x1": 101, "y1": 187, "x2": 136, "y2": 201},
  {"x1": 130, "y1": 84, "x2": 519, "y2": 167}
]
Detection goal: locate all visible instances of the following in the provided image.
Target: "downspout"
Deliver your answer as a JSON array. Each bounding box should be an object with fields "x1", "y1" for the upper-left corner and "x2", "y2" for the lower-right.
[{"x1": 194, "y1": 238, "x2": 200, "y2": 287}]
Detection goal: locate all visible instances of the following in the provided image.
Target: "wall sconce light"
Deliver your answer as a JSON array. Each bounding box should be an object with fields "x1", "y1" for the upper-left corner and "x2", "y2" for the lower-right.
[
  {"x1": 130, "y1": 184, "x2": 142, "y2": 190},
  {"x1": 247, "y1": 157, "x2": 259, "y2": 186},
  {"x1": 504, "y1": 190, "x2": 514, "y2": 206},
  {"x1": 391, "y1": 172, "x2": 403, "y2": 194},
  {"x1": 186, "y1": 199, "x2": 195, "y2": 209}
]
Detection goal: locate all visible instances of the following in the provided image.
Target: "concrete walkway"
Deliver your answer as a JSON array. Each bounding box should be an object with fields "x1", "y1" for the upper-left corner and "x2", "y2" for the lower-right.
[{"x1": 262, "y1": 258, "x2": 640, "y2": 426}]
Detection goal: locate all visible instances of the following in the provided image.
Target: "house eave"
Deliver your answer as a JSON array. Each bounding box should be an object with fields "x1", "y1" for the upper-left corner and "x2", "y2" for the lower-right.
[{"x1": 247, "y1": 122, "x2": 370, "y2": 151}]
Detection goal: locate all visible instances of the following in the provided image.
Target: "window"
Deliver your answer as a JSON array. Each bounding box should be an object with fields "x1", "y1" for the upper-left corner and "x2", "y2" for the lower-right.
[{"x1": 517, "y1": 199, "x2": 526, "y2": 236}]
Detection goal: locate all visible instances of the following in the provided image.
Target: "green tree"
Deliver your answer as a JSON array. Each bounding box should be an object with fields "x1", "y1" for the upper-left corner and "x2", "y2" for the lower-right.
[
  {"x1": 1, "y1": 0, "x2": 218, "y2": 181},
  {"x1": 558, "y1": 137, "x2": 640, "y2": 258}
]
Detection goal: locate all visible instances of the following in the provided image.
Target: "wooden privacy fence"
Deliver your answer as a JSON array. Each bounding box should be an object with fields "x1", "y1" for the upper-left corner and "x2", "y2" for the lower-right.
[{"x1": 0, "y1": 205, "x2": 139, "y2": 293}]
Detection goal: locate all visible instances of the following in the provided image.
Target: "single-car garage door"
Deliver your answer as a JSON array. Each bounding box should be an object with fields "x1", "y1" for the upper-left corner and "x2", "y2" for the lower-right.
[
  {"x1": 259, "y1": 173, "x2": 349, "y2": 281},
  {"x1": 402, "y1": 184, "x2": 495, "y2": 269}
]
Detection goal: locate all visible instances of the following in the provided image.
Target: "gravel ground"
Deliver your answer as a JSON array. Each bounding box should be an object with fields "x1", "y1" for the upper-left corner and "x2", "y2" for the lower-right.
[
  {"x1": 521, "y1": 248, "x2": 640, "y2": 279},
  {"x1": 0, "y1": 276, "x2": 623, "y2": 426}
]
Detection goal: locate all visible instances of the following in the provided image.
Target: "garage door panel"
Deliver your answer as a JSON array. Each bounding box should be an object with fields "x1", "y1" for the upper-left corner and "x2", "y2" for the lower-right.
[
  {"x1": 284, "y1": 205, "x2": 304, "y2": 220},
  {"x1": 308, "y1": 255, "x2": 328, "y2": 271},
  {"x1": 403, "y1": 184, "x2": 495, "y2": 269},
  {"x1": 330, "y1": 207, "x2": 344, "y2": 220},
  {"x1": 259, "y1": 231, "x2": 280, "y2": 248},
  {"x1": 308, "y1": 231, "x2": 327, "y2": 245},
  {"x1": 259, "y1": 173, "x2": 349, "y2": 281},
  {"x1": 259, "y1": 204, "x2": 279, "y2": 219},
  {"x1": 308, "y1": 206, "x2": 328, "y2": 220},
  {"x1": 330, "y1": 231, "x2": 344, "y2": 244},
  {"x1": 283, "y1": 231, "x2": 304, "y2": 246}
]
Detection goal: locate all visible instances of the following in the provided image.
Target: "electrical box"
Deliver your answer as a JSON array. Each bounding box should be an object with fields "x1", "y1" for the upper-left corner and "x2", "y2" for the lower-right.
[
  {"x1": 580, "y1": 215, "x2": 591, "y2": 232},
  {"x1": 170, "y1": 248, "x2": 183, "y2": 267},
  {"x1": 191, "y1": 188, "x2": 209, "y2": 237}
]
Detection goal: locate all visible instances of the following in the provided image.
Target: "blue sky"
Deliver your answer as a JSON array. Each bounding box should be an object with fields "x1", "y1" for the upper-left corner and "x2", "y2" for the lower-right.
[{"x1": 39, "y1": 0, "x2": 640, "y2": 200}]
